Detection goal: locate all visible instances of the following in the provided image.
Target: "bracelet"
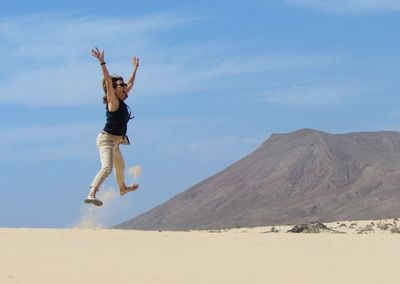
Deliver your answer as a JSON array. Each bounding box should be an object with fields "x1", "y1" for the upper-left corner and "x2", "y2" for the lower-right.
[{"x1": 100, "y1": 62, "x2": 106, "y2": 65}]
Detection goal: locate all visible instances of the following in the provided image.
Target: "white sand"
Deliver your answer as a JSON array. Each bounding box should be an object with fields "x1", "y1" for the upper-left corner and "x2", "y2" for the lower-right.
[{"x1": 1, "y1": 219, "x2": 400, "y2": 284}]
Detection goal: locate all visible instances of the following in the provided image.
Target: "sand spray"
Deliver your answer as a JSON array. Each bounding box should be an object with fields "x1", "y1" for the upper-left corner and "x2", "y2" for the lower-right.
[{"x1": 75, "y1": 164, "x2": 142, "y2": 228}]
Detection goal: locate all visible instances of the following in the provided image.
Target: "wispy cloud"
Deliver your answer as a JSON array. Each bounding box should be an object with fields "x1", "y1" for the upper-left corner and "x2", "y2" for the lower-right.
[
  {"x1": 256, "y1": 84, "x2": 359, "y2": 106},
  {"x1": 0, "y1": 13, "x2": 188, "y2": 63},
  {"x1": 283, "y1": 0, "x2": 400, "y2": 14},
  {"x1": 0, "y1": 13, "x2": 337, "y2": 106},
  {"x1": 0, "y1": 13, "x2": 192, "y2": 106},
  {"x1": 0, "y1": 123, "x2": 99, "y2": 161},
  {"x1": 0, "y1": 117, "x2": 263, "y2": 163},
  {"x1": 134, "y1": 117, "x2": 264, "y2": 164},
  {"x1": 134, "y1": 53, "x2": 337, "y2": 98}
]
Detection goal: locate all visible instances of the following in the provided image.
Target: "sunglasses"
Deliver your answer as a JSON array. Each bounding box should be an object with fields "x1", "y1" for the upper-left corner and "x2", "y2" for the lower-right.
[{"x1": 114, "y1": 82, "x2": 127, "y2": 88}]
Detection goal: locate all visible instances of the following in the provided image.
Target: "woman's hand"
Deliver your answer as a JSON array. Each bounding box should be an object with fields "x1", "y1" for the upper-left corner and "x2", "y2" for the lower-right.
[
  {"x1": 91, "y1": 47, "x2": 115, "y2": 105},
  {"x1": 132, "y1": 56, "x2": 139, "y2": 70},
  {"x1": 126, "y1": 56, "x2": 139, "y2": 94},
  {"x1": 91, "y1": 47, "x2": 105, "y2": 64}
]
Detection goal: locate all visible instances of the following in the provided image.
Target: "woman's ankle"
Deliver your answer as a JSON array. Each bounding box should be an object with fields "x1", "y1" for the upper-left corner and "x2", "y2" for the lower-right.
[{"x1": 88, "y1": 186, "x2": 98, "y2": 197}]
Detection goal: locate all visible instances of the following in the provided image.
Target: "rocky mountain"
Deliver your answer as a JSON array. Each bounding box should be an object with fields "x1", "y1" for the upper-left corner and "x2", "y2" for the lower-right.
[{"x1": 115, "y1": 129, "x2": 400, "y2": 230}]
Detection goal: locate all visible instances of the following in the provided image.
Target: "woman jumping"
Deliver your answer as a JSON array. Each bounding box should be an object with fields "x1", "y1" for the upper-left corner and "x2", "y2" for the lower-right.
[{"x1": 85, "y1": 47, "x2": 140, "y2": 206}]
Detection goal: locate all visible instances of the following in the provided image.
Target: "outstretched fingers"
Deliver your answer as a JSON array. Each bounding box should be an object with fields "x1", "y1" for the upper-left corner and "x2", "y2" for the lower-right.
[
  {"x1": 132, "y1": 56, "x2": 139, "y2": 68},
  {"x1": 91, "y1": 47, "x2": 105, "y2": 61}
]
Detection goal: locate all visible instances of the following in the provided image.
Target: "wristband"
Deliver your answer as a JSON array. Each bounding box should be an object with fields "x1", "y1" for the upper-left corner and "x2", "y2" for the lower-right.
[{"x1": 100, "y1": 62, "x2": 106, "y2": 65}]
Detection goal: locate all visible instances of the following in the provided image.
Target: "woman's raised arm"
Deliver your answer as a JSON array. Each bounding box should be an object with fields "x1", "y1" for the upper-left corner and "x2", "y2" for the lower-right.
[
  {"x1": 91, "y1": 47, "x2": 117, "y2": 105},
  {"x1": 126, "y1": 56, "x2": 139, "y2": 94}
]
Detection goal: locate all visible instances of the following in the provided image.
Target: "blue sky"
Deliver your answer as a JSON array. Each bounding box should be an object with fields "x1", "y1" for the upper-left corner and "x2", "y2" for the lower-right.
[{"x1": 1, "y1": 0, "x2": 400, "y2": 228}]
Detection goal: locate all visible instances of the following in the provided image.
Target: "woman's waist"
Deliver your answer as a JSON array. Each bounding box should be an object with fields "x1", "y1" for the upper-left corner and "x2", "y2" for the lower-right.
[
  {"x1": 103, "y1": 123, "x2": 127, "y2": 137},
  {"x1": 101, "y1": 130, "x2": 124, "y2": 139}
]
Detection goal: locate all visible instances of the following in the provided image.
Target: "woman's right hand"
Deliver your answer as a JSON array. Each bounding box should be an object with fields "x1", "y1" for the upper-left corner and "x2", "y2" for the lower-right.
[
  {"x1": 91, "y1": 47, "x2": 105, "y2": 64},
  {"x1": 91, "y1": 47, "x2": 114, "y2": 104}
]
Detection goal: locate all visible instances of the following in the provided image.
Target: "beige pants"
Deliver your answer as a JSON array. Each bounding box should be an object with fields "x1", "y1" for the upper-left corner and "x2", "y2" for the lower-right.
[{"x1": 90, "y1": 132, "x2": 126, "y2": 190}]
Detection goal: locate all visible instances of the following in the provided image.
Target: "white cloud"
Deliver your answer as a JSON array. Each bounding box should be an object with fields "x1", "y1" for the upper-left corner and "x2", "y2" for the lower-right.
[
  {"x1": 0, "y1": 13, "x2": 337, "y2": 107},
  {"x1": 284, "y1": 0, "x2": 400, "y2": 14},
  {"x1": 132, "y1": 116, "x2": 265, "y2": 165},
  {"x1": 133, "y1": 53, "x2": 337, "y2": 98},
  {"x1": 0, "y1": 13, "x2": 187, "y2": 63},
  {"x1": 0, "y1": 63, "x2": 99, "y2": 107},
  {"x1": 256, "y1": 84, "x2": 359, "y2": 106},
  {"x1": 0, "y1": 13, "x2": 192, "y2": 106},
  {"x1": 0, "y1": 116, "x2": 263, "y2": 163},
  {"x1": 0, "y1": 123, "x2": 99, "y2": 161}
]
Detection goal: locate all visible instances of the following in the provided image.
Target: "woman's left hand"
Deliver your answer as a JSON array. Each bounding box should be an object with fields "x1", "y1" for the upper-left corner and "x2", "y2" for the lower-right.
[{"x1": 132, "y1": 56, "x2": 139, "y2": 70}]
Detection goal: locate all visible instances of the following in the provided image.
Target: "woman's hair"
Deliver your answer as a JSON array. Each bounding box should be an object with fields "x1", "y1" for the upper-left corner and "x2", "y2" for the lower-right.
[{"x1": 102, "y1": 75, "x2": 124, "y2": 104}]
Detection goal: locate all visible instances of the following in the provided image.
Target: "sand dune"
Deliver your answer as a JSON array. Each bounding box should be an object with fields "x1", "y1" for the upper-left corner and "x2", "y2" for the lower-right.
[{"x1": 1, "y1": 219, "x2": 400, "y2": 284}]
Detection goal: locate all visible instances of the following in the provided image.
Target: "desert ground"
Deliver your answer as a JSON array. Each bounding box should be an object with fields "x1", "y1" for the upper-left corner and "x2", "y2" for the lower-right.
[{"x1": 1, "y1": 219, "x2": 400, "y2": 284}]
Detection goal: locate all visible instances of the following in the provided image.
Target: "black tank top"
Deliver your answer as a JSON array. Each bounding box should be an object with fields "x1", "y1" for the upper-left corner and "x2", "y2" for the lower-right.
[{"x1": 103, "y1": 100, "x2": 132, "y2": 136}]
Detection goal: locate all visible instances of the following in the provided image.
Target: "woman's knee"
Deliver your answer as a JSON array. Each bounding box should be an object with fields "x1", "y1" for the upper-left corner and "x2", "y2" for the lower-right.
[{"x1": 100, "y1": 166, "x2": 113, "y2": 176}]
